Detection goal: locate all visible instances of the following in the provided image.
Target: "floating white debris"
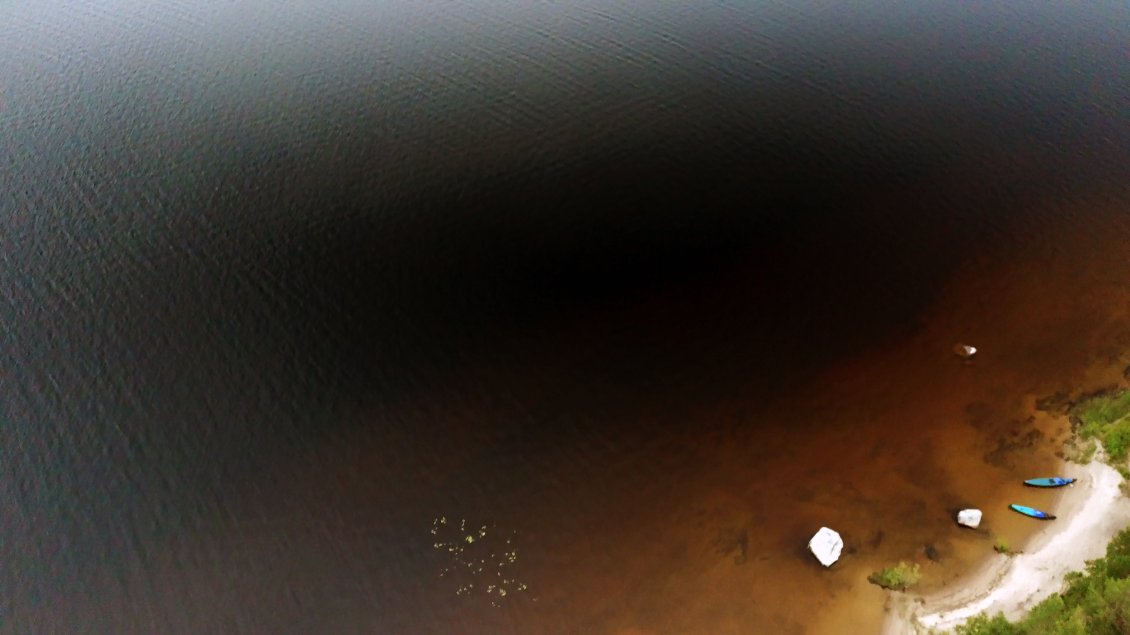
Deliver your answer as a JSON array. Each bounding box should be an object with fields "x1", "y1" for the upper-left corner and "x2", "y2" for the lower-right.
[
  {"x1": 808, "y1": 527, "x2": 844, "y2": 567},
  {"x1": 957, "y1": 509, "x2": 982, "y2": 529},
  {"x1": 953, "y1": 344, "x2": 978, "y2": 359}
]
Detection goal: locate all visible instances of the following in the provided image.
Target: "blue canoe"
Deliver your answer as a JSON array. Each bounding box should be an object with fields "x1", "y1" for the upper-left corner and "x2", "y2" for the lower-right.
[
  {"x1": 1024, "y1": 477, "x2": 1075, "y2": 488},
  {"x1": 1010, "y1": 504, "x2": 1055, "y2": 520}
]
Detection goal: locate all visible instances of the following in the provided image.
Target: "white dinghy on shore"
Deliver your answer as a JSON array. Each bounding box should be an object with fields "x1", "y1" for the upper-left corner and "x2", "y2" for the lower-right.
[{"x1": 808, "y1": 527, "x2": 844, "y2": 567}]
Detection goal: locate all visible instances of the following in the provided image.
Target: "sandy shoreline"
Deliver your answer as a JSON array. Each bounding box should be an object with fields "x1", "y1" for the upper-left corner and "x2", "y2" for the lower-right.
[{"x1": 881, "y1": 458, "x2": 1130, "y2": 634}]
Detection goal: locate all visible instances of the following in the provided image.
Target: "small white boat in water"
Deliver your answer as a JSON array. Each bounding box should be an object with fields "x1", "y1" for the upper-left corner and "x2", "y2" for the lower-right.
[
  {"x1": 808, "y1": 527, "x2": 843, "y2": 567},
  {"x1": 957, "y1": 508, "x2": 982, "y2": 528},
  {"x1": 953, "y1": 343, "x2": 977, "y2": 359}
]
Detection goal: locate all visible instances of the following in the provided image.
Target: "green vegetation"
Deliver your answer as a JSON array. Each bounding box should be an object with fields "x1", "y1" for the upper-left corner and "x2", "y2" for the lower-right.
[
  {"x1": 1074, "y1": 390, "x2": 1130, "y2": 462},
  {"x1": 1076, "y1": 390, "x2": 1130, "y2": 431},
  {"x1": 954, "y1": 527, "x2": 1130, "y2": 634},
  {"x1": 994, "y1": 537, "x2": 1012, "y2": 555},
  {"x1": 868, "y1": 561, "x2": 921, "y2": 591}
]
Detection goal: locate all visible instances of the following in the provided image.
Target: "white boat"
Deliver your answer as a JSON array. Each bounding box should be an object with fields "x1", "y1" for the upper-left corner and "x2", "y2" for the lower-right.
[
  {"x1": 957, "y1": 508, "x2": 982, "y2": 528},
  {"x1": 953, "y1": 343, "x2": 977, "y2": 358},
  {"x1": 808, "y1": 527, "x2": 843, "y2": 566}
]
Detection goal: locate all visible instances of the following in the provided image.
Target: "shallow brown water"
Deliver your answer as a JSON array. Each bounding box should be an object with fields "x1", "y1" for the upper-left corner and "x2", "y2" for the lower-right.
[{"x1": 5, "y1": 2, "x2": 1130, "y2": 634}]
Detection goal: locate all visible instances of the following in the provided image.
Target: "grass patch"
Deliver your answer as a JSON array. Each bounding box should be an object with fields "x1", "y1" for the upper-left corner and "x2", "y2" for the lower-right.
[
  {"x1": 1075, "y1": 390, "x2": 1130, "y2": 430},
  {"x1": 1072, "y1": 389, "x2": 1130, "y2": 463},
  {"x1": 867, "y1": 561, "x2": 921, "y2": 591},
  {"x1": 1116, "y1": 465, "x2": 1130, "y2": 497},
  {"x1": 993, "y1": 538, "x2": 1011, "y2": 555},
  {"x1": 1102, "y1": 418, "x2": 1130, "y2": 462}
]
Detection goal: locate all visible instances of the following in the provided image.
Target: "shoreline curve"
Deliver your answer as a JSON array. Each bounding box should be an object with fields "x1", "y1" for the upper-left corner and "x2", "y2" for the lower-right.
[{"x1": 881, "y1": 459, "x2": 1130, "y2": 634}]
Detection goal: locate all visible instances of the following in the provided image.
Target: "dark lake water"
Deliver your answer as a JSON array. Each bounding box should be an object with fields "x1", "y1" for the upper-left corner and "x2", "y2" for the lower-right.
[{"x1": 4, "y1": 1, "x2": 1130, "y2": 633}]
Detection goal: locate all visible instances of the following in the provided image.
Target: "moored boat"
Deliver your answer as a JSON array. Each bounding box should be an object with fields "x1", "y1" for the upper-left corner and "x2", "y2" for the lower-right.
[
  {"x1": 1009, "y1": 504, "x2": 1055, "y2": 519},
  {"x1": 807, "y1": 527, "x2": 843, "y2": 567},
  {"x1": 953, "y1": 343, "x2": 978, "y2": 359},
  {"x1": 1024, "y1": 477, "x2": 1076, "y2": 487},
  {"x1": 956, "y1": 508, "x2": 982, "y2": 528}
]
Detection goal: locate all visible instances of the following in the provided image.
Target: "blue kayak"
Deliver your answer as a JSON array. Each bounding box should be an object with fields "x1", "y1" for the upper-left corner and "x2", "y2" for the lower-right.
[
  {"x1": 1010, "y1": 504, "x2": 1055, "y2": 520},
  {"x1": 1024, "y1": 477, "x2": 1075, "y2": 488}
]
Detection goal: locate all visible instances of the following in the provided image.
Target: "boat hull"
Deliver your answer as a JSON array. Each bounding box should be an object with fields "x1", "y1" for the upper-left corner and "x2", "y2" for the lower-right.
[
  {"x1": 1024, "y1": 477, "x2": 1075, "y2": 488},
  {"x1": 1009, "y1": 504, "x2": 1055, "y2": 520}
]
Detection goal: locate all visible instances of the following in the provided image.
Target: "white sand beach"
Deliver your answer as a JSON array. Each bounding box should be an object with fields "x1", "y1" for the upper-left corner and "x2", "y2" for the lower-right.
[{"x1": 882, "y1": 459, "x2": 1130, "y2": 634}]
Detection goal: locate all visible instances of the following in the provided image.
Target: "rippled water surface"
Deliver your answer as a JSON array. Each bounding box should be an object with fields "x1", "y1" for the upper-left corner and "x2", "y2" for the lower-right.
[{"x1": 4, "y1": 1, "x2": 1130, "y2": 633}]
